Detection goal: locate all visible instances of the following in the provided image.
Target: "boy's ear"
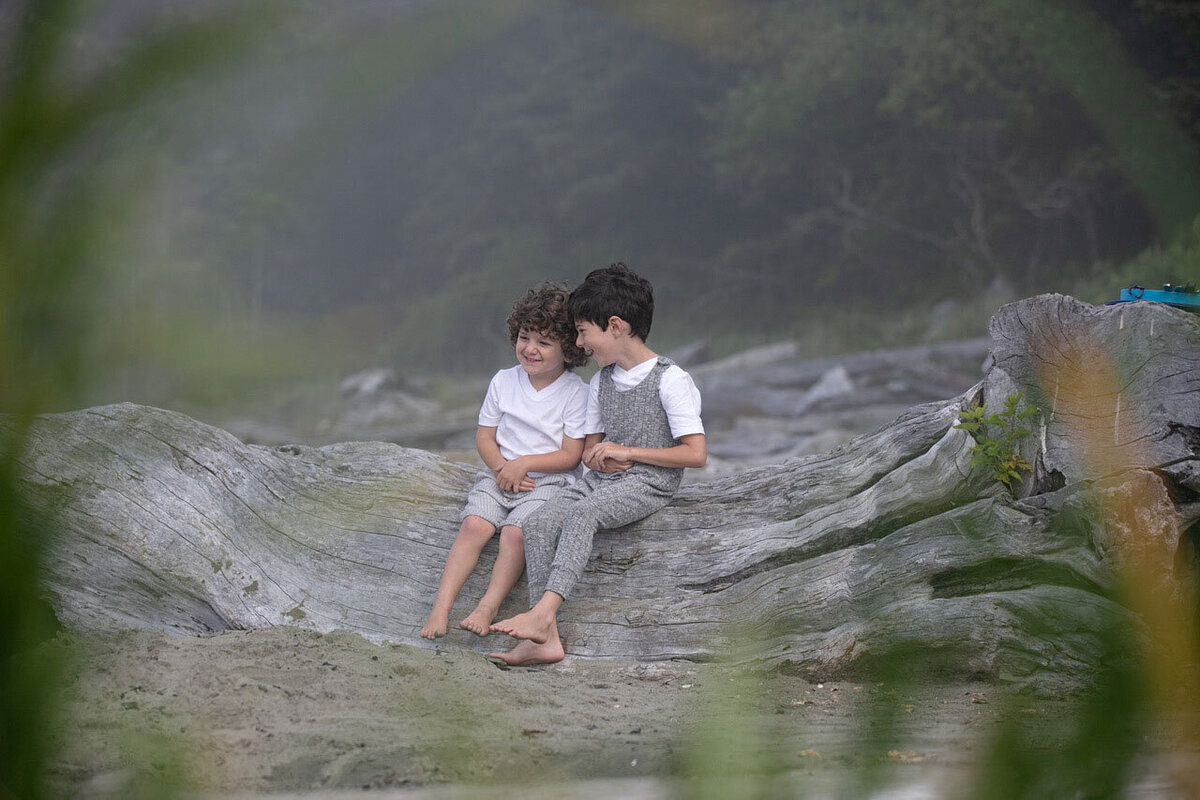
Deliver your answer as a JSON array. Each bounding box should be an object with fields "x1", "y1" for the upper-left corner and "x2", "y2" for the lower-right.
[{"x1": 607, "y1": 315, "x2": 627, "y2": 335}]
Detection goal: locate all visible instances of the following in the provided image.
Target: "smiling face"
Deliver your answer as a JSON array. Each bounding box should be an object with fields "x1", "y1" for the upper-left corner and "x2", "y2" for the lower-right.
[
  {"x1": 574, "y1": 319, "x2": 617, "y2": 367},
  {"x1": 515, "y1": 328, "x2": 567, "y2": 388}
]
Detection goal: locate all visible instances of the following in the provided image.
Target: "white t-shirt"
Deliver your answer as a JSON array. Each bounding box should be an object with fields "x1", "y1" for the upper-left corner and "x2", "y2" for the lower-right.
[
  {"x1": 478, "y1": 365, "x2": 588, "y2": 477},
  {"x1": 583, "y1": 358, "x2": 704, "y2": 439}
]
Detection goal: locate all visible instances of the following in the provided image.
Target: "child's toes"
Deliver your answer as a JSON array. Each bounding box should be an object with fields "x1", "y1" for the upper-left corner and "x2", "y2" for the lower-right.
[{"x1": 459, "y1": 613, "x2": 492, "y2": 636}]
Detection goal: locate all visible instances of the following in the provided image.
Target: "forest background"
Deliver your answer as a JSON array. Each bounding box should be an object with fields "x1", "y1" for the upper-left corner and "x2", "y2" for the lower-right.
[
  {"x1": 5, "y1": 0, "x2": 1200, "y2": 424},
  {"x1": 1, "y1": 3, "x2": 1199, "y2": 796}
]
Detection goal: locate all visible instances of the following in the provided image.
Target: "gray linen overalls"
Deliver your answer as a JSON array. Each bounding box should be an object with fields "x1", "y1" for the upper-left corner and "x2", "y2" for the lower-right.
[{"x1": 522, "y1": 357, "x2": 683, "y2": 604}]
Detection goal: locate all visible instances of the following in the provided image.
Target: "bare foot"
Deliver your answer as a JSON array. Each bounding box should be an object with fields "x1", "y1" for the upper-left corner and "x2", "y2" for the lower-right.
[
  {"x1": 488, "y1": 638, "x2": 564, "y2": 666},
  {"x1": 459, "y1": 604, "x2": 498, "y2": 636},
  {"x1": 420, "y1": 609, "x2": 449, "y2": 640},
  {"x1": 490, "y1": 608, "x2": 554, "y2": 644}
]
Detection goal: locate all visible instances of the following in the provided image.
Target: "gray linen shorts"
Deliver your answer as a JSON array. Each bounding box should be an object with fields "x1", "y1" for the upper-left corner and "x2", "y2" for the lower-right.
[{"x1": 459, "y1": 471, "x2": 572, "y2": 530}]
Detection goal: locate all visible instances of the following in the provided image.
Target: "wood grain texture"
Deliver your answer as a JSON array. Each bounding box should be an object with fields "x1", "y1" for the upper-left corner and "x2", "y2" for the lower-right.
[{"x1": 12, "y1": 295, "x2": 1199, "y2": 687}]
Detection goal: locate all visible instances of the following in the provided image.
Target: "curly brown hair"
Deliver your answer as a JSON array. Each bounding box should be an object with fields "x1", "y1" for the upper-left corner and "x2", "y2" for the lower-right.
[{"x1": 506, "y1": 283, "x2": 589, "y2": 369}]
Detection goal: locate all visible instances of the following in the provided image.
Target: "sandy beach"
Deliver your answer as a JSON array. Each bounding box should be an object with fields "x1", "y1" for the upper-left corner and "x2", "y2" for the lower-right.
[{"x1": 30, "y1": 623, "x2": 1188, "y2": 799}]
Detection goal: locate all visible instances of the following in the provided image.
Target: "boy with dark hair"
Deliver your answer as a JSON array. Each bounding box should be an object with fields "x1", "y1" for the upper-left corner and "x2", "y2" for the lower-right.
[
  {"x1": 421, "y1": 283, "x2": 589, "y2": 640},
  {"x1": 490, "y1": 263, "x2": 706, "y2": 665}
]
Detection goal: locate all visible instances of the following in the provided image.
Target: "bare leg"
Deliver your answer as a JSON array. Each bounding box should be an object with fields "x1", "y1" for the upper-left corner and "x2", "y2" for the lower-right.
[
  {"x1": 420, "y1": 516, "x2": 496, "y2": 639},
  {"x1": 490, "y1": 591, "x2": 563, "y2": 644},
  {"x1": 488, "y1": 597, "x2": 564, "y2": 665},
  {"x1": 460, "y1": 525, "x2": 525, "y2": 635}
]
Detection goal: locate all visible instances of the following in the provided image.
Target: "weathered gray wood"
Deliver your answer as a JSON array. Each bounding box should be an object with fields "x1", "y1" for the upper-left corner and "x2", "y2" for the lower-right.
[
  {"x1": 987, "y1": 294, "x2": 1200, "y2": 496},
  {"x1": 11, "y1": 295, "x2": 1199, "y2": 687}
]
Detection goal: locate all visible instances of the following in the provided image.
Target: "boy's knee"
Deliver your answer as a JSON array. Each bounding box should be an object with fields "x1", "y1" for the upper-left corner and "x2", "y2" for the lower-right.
[
  {"x1": 460, "y1": 515, "x2": 496, "y2": 541},
  {"x1": 499, "y1": 525, "x2": 524, "y2": 547},
  {"x1": 562, "y1": 500, "x2": 605, "y2": 531}
]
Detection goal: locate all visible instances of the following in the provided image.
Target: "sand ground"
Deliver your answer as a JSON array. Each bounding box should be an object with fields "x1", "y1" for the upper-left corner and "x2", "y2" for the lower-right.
[{"x1": 31, "y1": 626, "x2": 1190, "y2": 799}]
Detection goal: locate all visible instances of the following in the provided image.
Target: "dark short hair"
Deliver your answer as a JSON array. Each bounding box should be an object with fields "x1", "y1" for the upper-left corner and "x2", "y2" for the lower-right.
[
  {"x1": 506, "y1": 283, "x2": 589, "y2": 369},
  {"x1": 568, "y1": 262, "x2": 654, "y2": 341}
]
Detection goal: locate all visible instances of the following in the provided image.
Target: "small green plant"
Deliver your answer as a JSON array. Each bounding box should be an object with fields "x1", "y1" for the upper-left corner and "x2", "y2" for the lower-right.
[{"x1": 955, "y1": 391, "x2": 1038, "y2": 493}]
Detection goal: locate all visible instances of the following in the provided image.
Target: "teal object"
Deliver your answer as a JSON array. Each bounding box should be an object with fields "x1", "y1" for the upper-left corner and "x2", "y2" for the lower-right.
[{"x1": 1114, "y1": 284, "x2": 1200, "y2": 311}]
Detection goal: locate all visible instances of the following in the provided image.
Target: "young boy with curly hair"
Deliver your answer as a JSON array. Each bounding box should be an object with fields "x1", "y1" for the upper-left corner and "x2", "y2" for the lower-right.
[
  {"x1": 421, "y1": 283, "x2": 589, "y2": 640},
  {"x1": 490, "y1": 263, "x2": 706, "y2": 665}
]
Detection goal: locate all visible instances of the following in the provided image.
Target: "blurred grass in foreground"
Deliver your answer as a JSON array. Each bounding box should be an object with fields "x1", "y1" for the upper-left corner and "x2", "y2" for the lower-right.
[
  {"x1": 1029, "y1": 330, "x2": 1200, "y2": 794},
  {"x1": 4, "y1": 2, "x2": 1199, "y2": 798},
  {"x1": 669, "y1": 608, "x2": 1154, "y2": 797},
  {"x1": 667, "y1": 313, "x2": 1200, "y2": 797},
  {"x1": 0, "y1": 1, "x2": 277, "y2": 797}
]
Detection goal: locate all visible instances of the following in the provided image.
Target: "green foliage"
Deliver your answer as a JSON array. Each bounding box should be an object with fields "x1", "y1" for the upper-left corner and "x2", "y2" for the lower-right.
[
  {"x1": 955, "y1": 392, "x2": 1038, "y2": 493},
  {"x1": 11, "y1": 0, "x2": 1194, "y2": 396},
  {"x1": 0, "y1": 2, "x2": 276, "y2": 797},
  {"x1": 994, "y1": 0, "x2": 1200, "y2": 241},
  {"x1": 965, "y1": 509, "x2": 1150, "y2": 799},
  {"x1": 706, "y1": 0, "x2": 1165, "y2": 304},
  {"x1": 1068, "y1": 222, "x2": 1200, "y2": 304},
  {"x1": 669, "y1": 608, "x2": 1152, "y2": 798},
  {"x1": 1, "y1": 4, "x2": 1189, "y2": 797}
]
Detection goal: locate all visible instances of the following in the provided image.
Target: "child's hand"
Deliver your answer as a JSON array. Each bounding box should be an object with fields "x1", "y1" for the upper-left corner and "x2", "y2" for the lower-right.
[
  {"x1": 586, "y1": 442, "x2": 634, "y2": 474},
  {"x1": 495, "y1": 459, "x2": 535, "y2": 492}
]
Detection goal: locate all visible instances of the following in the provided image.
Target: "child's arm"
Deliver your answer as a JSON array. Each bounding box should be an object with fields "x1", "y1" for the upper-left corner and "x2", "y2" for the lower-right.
[
  {"x1": 476, "y1": 426, "x2": 506, "y2": 473},
  {"x1": 586, "y1": 433, "x2": 707, "y2": 472},
  {"x1": 580, "y1": 432, "x2": 612, "y2": 472},
  {"x1": 493, "y1": 435, "x2": 586, "y2": 493},
  {"x1": 476, "y1": 426, "x2": 537, "y2": 493}
]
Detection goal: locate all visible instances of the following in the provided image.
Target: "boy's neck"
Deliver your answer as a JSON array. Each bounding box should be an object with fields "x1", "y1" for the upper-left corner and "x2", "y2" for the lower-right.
[{"x1": 612, "y1": 338, "x2": 657, "y2": 372}]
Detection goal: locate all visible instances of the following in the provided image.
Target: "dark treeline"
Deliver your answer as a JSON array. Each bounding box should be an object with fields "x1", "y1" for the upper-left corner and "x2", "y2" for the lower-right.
[{"x1": 39, "y1": 0, "x2": 1200, "y2": 384}]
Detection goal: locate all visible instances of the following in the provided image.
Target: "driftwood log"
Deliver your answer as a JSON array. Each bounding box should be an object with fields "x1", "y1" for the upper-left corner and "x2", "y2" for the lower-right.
[{"x1": 12, "y1": 295, "x2": 1200, "y2": 687}]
